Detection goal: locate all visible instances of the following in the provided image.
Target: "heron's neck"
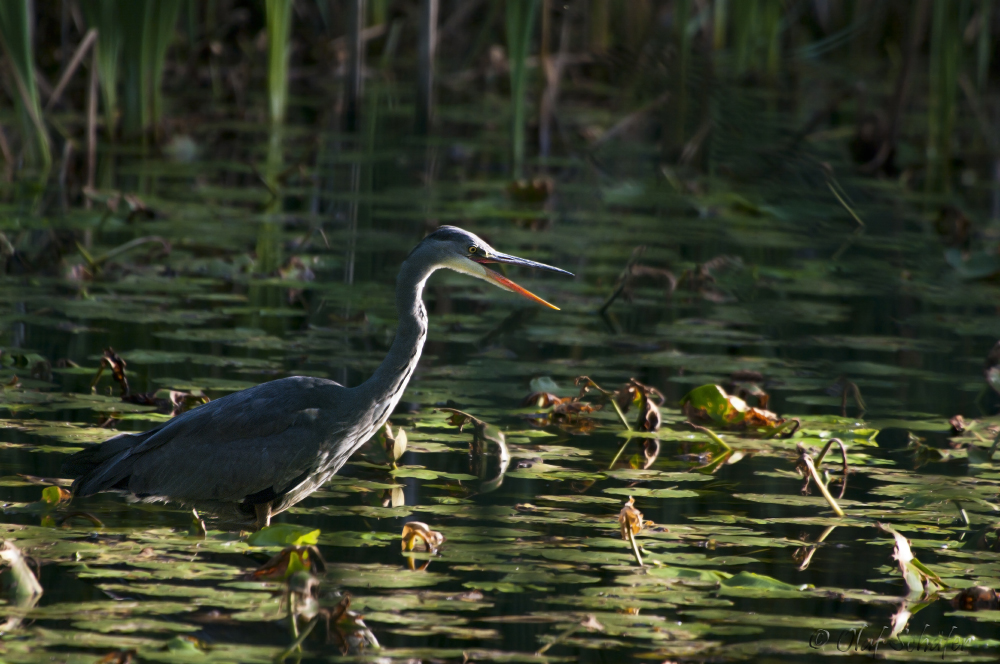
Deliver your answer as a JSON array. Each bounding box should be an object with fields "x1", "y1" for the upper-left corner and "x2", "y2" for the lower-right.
[{"x1": 355, "y1": 258, "x2": 434, "y2": 426}]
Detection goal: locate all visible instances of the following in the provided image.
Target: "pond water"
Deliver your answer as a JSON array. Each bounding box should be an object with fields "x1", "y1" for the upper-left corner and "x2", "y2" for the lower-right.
[{"x1": 3, "y1": 82, "x2": 1000, "y2": 662}]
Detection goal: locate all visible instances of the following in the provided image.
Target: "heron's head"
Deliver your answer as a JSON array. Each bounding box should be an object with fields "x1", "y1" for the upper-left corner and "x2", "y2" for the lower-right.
[{"x1": 413, "y1": 226, "x2": 573, "y2": 310}]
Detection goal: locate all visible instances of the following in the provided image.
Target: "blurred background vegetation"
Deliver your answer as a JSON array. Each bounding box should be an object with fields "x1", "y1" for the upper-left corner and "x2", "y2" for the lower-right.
[{"x1": 0, "y1": 0, "x2": 995, "y2": 202}]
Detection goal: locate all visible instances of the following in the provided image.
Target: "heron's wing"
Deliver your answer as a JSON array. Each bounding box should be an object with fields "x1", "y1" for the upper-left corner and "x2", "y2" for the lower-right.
[
  {"x1": 75, "y1": 376, "x2": 350, "y2": 502},
  {"x1": 128, "y1": 414, "x2": 346, "y2": 503}
]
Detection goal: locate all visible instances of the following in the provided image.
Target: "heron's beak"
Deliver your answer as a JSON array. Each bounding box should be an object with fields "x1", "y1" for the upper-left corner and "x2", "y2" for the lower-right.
[{"x1": 470, "y1": 252, "x2": 573, "y2": 310}]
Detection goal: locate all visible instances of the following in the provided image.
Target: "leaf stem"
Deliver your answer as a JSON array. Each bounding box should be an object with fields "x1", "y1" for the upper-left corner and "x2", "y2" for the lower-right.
[
  {"x1": 800, "y1": 453, "x2": 845, "y2": 517},
  {"x1": 628, "y1": 528, "x2": 644, "y2": 567},
  {"x1": 687, "y1": 423, "x2": 732, "y2": 451},
  {"x1": 536, "y1": 623, "x2": 580, "y2": 655},
  {"x1": 276, "y1": 615, "x2": 320, "y2": 661},
  {"x1": 609, "y1": 397, "x2": 632, "y2": 431},
  {"x1": 607, "y1": 437, "x2": 631, "y2": 470}
]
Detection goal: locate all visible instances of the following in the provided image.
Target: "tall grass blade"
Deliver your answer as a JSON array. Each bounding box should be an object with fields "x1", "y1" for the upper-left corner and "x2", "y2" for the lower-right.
[
  {"x1": 370, "y1": 0, "x2": 388, "y2": 26},
  {"x1": 624, "y1": 0, "x2": 651, "y2": 46},
  {"x1": 80, "y1": 0, "x2": 123, "y2": 139},
  {"x1": 345, "y1": 0, "x2": 365, "y2": 132},
  {"x1": 927, "y1": 0, "x2": 962, "y2": 192},
  {"x1": 145, "y1": 0, "x2": 181, "y2": 136},
  {"x1": 266, "y1": 0, "x2": 293, "y2": 126},
  {"x1": 119, "y1": 1, "x2": 145, "y2": 137},
  {"x1": 0, "y1": 0, "x2": 51, "y2": 171},
  {"x1": 727, "y1": 0, "x2": 782, "y2": 77},
  {"x1": 675, "y1": 0, "x2": 691, "y2": 145},
  {"x1": 762, "y1": 0, "x2": 782, "y2": 78},
  {"x1": 415, "y1": 0, "x2": 438, "y2": 134},
  {"x1": 118, "y1": 0, "x2": 180, "y2": 140},
  {"x1": 589, "y1": 0, "x2": 609, "y2": 52},
  {"x1": 977, "y1": 0, "x2": 993, "y2": 91},
  {"x1": 506, "y1": 0, "x2": 539, "y2": 179},
  {"x1": 713, "y1": 0, "x2": 728, "y2": 50}
]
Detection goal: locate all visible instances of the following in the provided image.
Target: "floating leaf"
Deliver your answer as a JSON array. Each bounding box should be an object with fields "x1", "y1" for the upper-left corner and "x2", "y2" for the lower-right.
[
  {"x1": 40, "y1": 485, "x2": 71, "y2": 504},
  {"x1": 246, "y1": 524, "x2": 320, "y2": 547},
  {"x1": 680, "y1": 384, "x2": 784, "y2": 430},
  {"x1": 719, "y1": 571, "x2": 806, "y2": 593}
]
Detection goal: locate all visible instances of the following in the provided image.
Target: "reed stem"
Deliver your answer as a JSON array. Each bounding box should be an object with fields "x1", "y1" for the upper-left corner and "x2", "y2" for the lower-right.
[
  {"x1": 0, "y1": 0, "x2": 51, "y2": 171},
  {"x1": 266, "y1": 0, "x2": 293, "y2": 126},
  {"x1": 506, "y1": 0, "x2": 539, "y2": 179}
]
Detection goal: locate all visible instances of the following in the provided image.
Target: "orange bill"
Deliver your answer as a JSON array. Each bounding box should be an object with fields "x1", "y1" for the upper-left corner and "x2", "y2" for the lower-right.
[{"x1": 482, "y1": 266, "x2": 560, "y2": 310}]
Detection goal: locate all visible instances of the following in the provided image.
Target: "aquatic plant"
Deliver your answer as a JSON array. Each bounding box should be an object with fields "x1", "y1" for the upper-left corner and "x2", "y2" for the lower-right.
[
  {"x1": 0, "y1": 0, "x2": 49, "y2": 170},
  {"x1": 266, "y1": 0, "x2": 293, "y2": 126},
  {"x1": 506, "y1": 0, "x2": 538, "y2": 178}
]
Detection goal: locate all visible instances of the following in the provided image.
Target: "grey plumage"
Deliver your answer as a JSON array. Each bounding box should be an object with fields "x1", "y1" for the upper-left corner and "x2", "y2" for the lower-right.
[{"x1": 64, "y1": 226, "x2": 571, "y2": 528}]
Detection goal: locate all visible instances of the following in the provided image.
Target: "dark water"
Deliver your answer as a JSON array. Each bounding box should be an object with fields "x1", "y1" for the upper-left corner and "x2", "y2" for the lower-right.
[{"x1": 3, "y1": 83, "x2": 1000, "y2": 662}]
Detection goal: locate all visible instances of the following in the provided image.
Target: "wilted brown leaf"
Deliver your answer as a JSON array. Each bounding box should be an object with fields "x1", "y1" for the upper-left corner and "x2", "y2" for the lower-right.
[
  {"x1": 618, "y1": 496, "x2": 645, "y2": 541},
  {"x1": 952, "y1": 586, "x2": 998, "y2": 611},
  {"x1": 551, "y1": 400, "x2": 596, "y2": 416},
  {"x1": 250, "y1": 545, "x2": 326, "y2": 581},
  {"x1": 520, "y1": 391, "x2": 567, "y2": 408},
  {"x1": 96, "y1": 347, "x2": 129, "y2": 397}
]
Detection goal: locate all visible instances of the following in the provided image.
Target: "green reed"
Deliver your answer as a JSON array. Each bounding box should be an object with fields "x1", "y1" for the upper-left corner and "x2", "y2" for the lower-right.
[
  {"x1": 145, "y1": 0, "x2": 182, "y2": 135},
  {"x1": 977, "y1": 0, "x2": 993, "y2": 91},
  {"x1": 589, "y1": 0, "x2": 609, "y2": 52},
  {"x1": 80, "y1": 0, "x2": 122, "y2": 138},
  {"x1": 266, "y1": 0, "x2": 293, "y2": 126},
  {"x1": 371, "y1": 0, "x2": 388, "y2": 26},
  {"x1": 927, "y1": 0, "x2": 963, "y2": 192},
  {"x1": 506, "y1": 0, "x2": 539, "y2": 179},
  {"x1": 729, "y1": 0, "x2": 782, "y2": 78},
  {"x1": 675, "y1": 0, "x2": 691, "y2": 145},
  {"x1": 713, "y1": 0, "x2": 728, "y2": 50},
  {"x1": 0, "y1": 0, "x2": 50, "y2": 171},
  {"x1": 123, "y1": 0, "x2": 180, "y2": 140},
  {"x1": 83, "y1": 0, "x2": 179, "y2": 141}
]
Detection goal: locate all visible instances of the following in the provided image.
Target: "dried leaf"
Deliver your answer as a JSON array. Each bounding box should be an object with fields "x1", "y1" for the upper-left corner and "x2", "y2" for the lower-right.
[
  {"x1": 520, "y1": 391, "x2": 566, "y2": 408},
  {"x1": 952, "y1": 586, "x2": 999, "y2": 611},
  {"x1": 618, "y1": 496, "x2": 644, "y2": 540},
  {"x1": 250, "y1": 545, "x2": 326, "y2": 581},
  {"x1": 381, "y1": 423, "x2": 407, "y2": 463}
]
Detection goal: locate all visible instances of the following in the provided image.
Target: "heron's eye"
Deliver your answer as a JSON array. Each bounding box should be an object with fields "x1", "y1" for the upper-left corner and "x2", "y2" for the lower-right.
[{"x1": 469, "y1": 246, "x2": 478, "y2": 254}]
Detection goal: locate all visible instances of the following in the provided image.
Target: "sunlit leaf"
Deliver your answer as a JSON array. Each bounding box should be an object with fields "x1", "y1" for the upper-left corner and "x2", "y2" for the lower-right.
[{"x1": 246, "y1": 524, "x2": 320, "y2": 547}]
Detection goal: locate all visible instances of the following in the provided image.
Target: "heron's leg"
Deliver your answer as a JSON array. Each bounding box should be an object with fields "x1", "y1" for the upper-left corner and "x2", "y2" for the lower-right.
[{"x1": 254, "y1": 502, "x2": 272, "y2": 530}]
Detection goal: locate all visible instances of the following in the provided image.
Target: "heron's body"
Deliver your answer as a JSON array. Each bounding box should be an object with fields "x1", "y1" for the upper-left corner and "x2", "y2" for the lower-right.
[{"x1": 64, "y1": 227, "x2": 568, "y2": 527}]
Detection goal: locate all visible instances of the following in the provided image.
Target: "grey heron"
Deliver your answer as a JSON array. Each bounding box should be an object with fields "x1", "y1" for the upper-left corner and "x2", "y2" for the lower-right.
[{"x1": 63, "y1": 226, "x2": 572, "y2": 529}]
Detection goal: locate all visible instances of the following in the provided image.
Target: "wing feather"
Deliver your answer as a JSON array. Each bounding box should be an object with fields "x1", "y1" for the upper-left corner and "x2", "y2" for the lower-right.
[{"x1": 67, "y1": 376, "x2": 349, "y2": 502}]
